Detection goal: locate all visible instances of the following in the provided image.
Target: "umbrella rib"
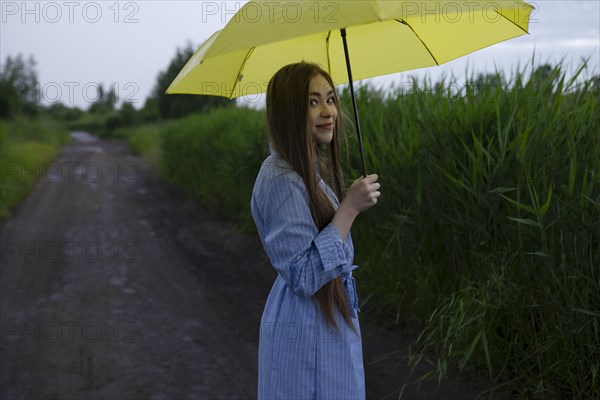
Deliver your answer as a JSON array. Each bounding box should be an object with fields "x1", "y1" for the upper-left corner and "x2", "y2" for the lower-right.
[
  {"x1": 495, "y1": 9, "x2": 531, "y2": 35},
  {"x1": 326, "y1": 30, "x2": 332, "y2": 76},
  {"x1": 395, "y1": 19, "x2": 440, "y2": 66},
  {"x1": 231, "y1": 47, "x2": 255, "y2": 99}
]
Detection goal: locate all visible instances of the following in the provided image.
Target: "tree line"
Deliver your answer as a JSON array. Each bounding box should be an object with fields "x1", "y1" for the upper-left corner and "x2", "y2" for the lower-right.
[{"x1": 0, "y1": 44, "x2": 233, "y2": 134}]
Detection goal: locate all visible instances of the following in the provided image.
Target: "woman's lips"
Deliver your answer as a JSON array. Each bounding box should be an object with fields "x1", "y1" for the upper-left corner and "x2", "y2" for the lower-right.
[{"x1": 317, "y1": 123, "x2": 334, "y2": 129}]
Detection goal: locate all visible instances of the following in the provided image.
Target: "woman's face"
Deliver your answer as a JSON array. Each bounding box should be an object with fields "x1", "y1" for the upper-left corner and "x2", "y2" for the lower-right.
[{"x1": 306, "y1": 73, "x2": 338, "y2": 145}]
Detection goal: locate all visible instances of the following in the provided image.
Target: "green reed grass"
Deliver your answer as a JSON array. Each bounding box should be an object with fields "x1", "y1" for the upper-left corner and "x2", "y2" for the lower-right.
[
  {"x1": 341, "y1": 60, "x2": 599, "y2": 398},
  {"x1": 125, "y1": 59, "x2": 598, "y2": 398}
]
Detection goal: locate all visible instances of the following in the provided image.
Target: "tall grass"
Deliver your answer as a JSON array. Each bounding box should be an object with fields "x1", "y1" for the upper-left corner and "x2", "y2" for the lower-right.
[
  {"x1": 343, "y1": 61, "x2": 599, "y2": 398},
  {"x1": 160, "y1": 106, "x2": 266, "y2": 228},
  {"x1": 114, "y1": 122, "x2": 170, "y2": 172},
  {"x1": 0, "y1": 116, "x2": 70, "y2": 219},
  {"x1": 125, "y1": 59, "x2": 598, "y2": 398}
]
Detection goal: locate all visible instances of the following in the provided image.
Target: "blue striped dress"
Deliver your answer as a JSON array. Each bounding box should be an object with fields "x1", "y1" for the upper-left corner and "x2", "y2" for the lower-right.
[{"x1": 251, "y1": 147, "x2": 365, "y2": 399}]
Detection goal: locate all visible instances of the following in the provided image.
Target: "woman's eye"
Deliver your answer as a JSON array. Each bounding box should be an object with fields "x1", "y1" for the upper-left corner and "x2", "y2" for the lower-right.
[
  {"x1": 309, "y1": 99, "x2": 318, "y2": 106},
  {"x1": 327, "y1": 97, "x2": 335, "y2": 104}
]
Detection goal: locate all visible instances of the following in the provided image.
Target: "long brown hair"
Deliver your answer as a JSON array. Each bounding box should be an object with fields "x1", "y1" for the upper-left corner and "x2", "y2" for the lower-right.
[{"x1": 266, "y1": 61, "x2": 356, "y2": 333}]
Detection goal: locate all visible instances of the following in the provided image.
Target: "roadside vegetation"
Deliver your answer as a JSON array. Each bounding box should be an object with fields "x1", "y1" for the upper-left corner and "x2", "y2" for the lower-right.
[{"x1": 0, "y1": 55, "x2": 70, "y2": 219}]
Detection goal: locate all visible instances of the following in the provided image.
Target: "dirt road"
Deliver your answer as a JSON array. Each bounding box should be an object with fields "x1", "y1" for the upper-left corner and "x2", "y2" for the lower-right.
[{"x1": 0, "y1": 132, "x2": 502, "y2": 399}]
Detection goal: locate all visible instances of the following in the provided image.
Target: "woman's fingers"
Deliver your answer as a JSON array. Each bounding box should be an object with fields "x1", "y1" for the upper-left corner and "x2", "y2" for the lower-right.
[
  {"x1": 366, "y1": 176, "x2": 380, "y2": 194},
  {"x1": 361, "y1": 174, "x2": 378, "y2": 184},
  {"x1": 347, "y1": 173, "x2": 381, "y2": 210}
]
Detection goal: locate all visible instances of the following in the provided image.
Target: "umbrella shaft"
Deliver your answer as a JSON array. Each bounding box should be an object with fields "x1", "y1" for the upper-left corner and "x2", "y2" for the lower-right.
[{"x1": 340, "y1": 28, "x2": 367, "y2": 178}]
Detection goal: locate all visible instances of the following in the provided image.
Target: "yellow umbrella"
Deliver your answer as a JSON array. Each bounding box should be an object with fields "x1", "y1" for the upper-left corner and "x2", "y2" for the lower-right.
[{"x1": 166, "y1": 0, "x2": 534, "y2": 176}]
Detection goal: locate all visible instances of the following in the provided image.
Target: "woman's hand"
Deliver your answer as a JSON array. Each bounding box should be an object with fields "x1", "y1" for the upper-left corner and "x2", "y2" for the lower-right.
[
  {"x1": 331, "y1": 174, "x2": 381, "y2": 240},
  {"x1": 343, "y1": 174, "x2": 381, "y2": 215}
]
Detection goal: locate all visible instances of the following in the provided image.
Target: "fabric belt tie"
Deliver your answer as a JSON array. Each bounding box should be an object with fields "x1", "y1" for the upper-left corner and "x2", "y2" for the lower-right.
[{"x1": 341, "y1": 276, "x2": 360, "y2": 315}]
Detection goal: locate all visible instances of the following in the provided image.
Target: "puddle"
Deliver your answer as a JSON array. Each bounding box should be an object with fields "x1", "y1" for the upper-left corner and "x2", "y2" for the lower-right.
[
  {"x1": 110, "y1": 276, "x2": 127, "y2": 286},
  {"x1": 71, "y1": 145, "x2": 104, "y2": 154},
  {"x1": 70, "y1": 131, "x2": 99, "y2": 143}
]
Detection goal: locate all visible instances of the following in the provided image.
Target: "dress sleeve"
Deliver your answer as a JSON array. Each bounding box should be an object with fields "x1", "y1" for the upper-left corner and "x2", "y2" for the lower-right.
[{"x1": 252, "y1": 168, "x2": 354, "y2": 298}]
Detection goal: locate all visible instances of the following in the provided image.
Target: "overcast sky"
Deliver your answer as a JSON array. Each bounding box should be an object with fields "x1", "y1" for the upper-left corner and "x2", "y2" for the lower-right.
[{"x1": 2, "y1": 0, "x2": 599, "y2": 110}]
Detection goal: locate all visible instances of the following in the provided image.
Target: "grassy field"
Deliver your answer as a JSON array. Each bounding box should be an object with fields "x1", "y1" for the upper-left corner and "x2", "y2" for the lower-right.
[
  {"x1": 0, "y1": 117, "x2": 70, "y2": 220},
  {"x1": 118, "y1": 61, "x2": 599, "y2": 399}
]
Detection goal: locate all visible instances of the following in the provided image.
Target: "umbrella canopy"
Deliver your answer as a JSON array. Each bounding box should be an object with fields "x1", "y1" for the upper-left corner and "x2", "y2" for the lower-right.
[
  {"x1": 166, "y1": 0, "x2": 534, "y2": 175},
  {"x1": 167, "y1": 0, "x2": 533, "y2": 97}
]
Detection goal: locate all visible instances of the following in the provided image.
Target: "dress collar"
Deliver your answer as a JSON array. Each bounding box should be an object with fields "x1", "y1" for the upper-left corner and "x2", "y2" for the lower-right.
[
  {"x1": 268, "y1": 142, "x2": 321, "y2": 179},
  {"x1": 269, "y1": 142, "x2": 278, "y2": 156}
]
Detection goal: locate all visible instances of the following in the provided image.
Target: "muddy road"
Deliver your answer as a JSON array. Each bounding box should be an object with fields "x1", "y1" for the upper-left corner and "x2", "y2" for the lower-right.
[{"x1": 0, "y1": 132, "x2": 500, "y2": 399}]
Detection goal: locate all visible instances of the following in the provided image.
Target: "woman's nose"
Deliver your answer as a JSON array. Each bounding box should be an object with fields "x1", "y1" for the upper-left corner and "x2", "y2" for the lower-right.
[{"x1": 320, "y1": 104, "x2": 334, "y2": 117}]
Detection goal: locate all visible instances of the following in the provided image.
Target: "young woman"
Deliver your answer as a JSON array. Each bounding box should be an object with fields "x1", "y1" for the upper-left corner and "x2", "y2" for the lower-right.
[{"x1": 251, "y1": 61, "x2": 381, "y2": 399}]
